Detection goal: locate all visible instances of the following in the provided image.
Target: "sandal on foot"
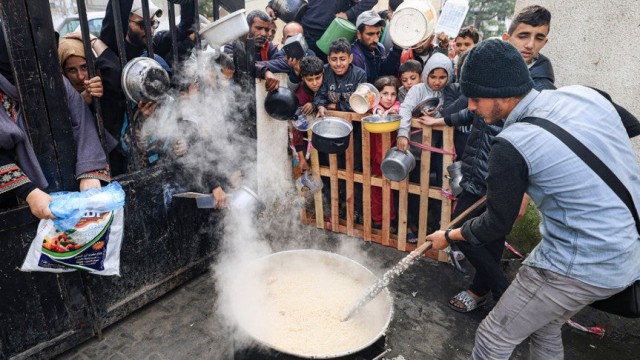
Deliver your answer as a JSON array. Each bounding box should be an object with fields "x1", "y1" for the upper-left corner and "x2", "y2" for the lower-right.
[
  {"x1": 448, "y1": 291, "x2": 486, "y2": 313},
  {"x1": 407, "y1": 232, "x2": 418, "y2": 244}
]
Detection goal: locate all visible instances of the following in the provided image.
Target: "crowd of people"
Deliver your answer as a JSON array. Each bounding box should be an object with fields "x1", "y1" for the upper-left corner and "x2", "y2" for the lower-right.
[{"x1": 1, "y1": 0, "x2": 640, "y2": 358}]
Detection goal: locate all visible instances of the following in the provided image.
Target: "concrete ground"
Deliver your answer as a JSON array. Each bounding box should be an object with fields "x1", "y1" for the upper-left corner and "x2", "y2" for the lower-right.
[{"x1": 56, "y1": 229, "x2": 640, "y2": 360}]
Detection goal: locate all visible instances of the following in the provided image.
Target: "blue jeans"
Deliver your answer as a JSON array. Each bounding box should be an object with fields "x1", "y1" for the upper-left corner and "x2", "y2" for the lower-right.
[
  {"x1": 453, "y1": 191, "x2": 509, "y2": 300},
  {"x1": 471, "y1": 265, "x2": 623, "y2": 360}
]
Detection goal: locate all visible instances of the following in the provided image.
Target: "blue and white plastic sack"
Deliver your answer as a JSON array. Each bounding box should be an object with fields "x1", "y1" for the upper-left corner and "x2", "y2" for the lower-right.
[{"x1": 21, "y1": 182, "x2": 126, "y2": 275}]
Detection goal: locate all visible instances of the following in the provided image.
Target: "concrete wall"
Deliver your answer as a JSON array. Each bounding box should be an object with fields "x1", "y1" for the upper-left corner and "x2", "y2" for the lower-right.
[{"x1": 515, "y1": 0, "x2": 640, "y2": 157}]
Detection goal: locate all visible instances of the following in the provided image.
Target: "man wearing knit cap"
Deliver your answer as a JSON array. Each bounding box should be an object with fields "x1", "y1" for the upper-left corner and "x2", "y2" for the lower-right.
[{"x1": 427, "y1": 39, "x2": 640, "y2": 359}]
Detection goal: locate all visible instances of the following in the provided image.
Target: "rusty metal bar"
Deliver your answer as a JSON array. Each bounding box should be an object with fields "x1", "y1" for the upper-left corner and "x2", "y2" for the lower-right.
[
  {"x1": 76, "y1": 0, "x2": 107, "y2": 152},
  {"x1": 167, "y1": 1, "x2": 179, "y2": 67}
]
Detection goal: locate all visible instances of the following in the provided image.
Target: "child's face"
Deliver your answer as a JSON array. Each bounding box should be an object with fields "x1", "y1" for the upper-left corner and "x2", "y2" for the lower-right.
[
  {"x1": 400, "y1": 71, "x2": 421, "y2": 90},
  {"x1": 454, "y1": 36, "x2": 476, "y2": 54},
  {"x1": 302, "y1": 73, "x2": 323, "y2": 92},
  {"x1": 327, "y1": 51, "x2": 352, "y2": 76},
  {"x1": 427, "y1": 68, "x2": 448, "y2": 91},
  {"x1": 379, "y1": 85, "x2": 397, "y2": 109}
]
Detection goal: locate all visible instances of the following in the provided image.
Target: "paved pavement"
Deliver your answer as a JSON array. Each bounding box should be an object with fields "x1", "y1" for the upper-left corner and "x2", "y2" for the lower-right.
[{"x1": 55, "y1": 228, "x2": 640, "y2": 360}]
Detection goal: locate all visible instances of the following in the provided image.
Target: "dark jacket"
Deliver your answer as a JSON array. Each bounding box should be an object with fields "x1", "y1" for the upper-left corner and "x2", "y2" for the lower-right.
[
  {"x1": 351, "y1": 41, "x2": 401, "y2": 83},
  {"x1": 153, "y1": 0, "x2": 197, "y2": 68},
  {"x1": 314, "y1": 64, "x2": 366, "y2": 112},
  {"x1": 255, "y1": 48, "x2": 315, "y2": 78},
  {"x1": 443, "y1": 83, "x2": 472, "y2": 156},
  {"x1": 445, "y1": 108, "x2": 504, "y2": 196},
  {"x1": 530, "y1": 54, "x2": 556, "y2": 91}
]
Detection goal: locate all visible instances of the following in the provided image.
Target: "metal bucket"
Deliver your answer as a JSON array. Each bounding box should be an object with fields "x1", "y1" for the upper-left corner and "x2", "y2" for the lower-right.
[
  {"x1": 270, "y1": 0, "x2": 308, "y2": 23},
  {"x1": 349, "y1": 83, "x2": 380, "y2": 114},
  {"x1": 228, "y1": 249, "x2": 394, "y2": 359},
  {"x1": 199, "y1": 9, "x2": 249, "y2": 47},
  {"x1": 316, "y1": 17, "x2": 356, "y2": 55},
  {"x1": 121, "y1": 57, "x2": 170, "y2": 103},
  {"x1": 388, "y1": 0, "x2": 438, "y2": 48},
  {"x1": 381, "y1": 147, "x2": 416, "y2": 181}
]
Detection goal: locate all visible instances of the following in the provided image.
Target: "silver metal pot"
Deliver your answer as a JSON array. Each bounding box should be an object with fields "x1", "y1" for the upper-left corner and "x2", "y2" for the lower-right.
[
  {"x1": 121, "y1": 57, "x2": 170, "y2": 103},
  {"x1": 381, "y1": 147, "x2": 416, "y2": 181},
  {"x1": 446, "y1": 161, "x2": 464, "y2": 196},
  {"x1": 229, "y1": 249, "x2": 393, "y2": 358},
  {"x1": 311, "y1": 117, "x2": 353, "y2": 154}
]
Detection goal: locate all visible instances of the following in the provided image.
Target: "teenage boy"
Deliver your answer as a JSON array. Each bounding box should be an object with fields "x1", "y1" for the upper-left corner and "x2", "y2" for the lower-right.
[
  {"x1": 502, "y1": 5, "x2": 555, "y2": 90},
  {"x1": 453, "y1": 26, "x2": 479, "y2": 56},
  {"x1": 314, "y1": 38, "x2": 366, "y2": 116},
  {"x1": 350, "y1": 10, "x2": 401, "y2": 83}
]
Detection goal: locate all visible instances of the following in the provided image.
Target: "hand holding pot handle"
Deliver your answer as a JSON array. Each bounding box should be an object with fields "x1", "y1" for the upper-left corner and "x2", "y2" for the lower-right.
[{"x1": 397, "y1": 136, "x2": 409, "y2": 152}]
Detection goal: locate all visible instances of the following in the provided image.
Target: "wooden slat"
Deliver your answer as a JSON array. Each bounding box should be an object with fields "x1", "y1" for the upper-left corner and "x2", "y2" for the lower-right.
[
  {"x1": 362, "y1": 128, "x2": 372, "y2": 241},
  {"x1": 310, "y1": 133, "x2": 324, "y2": 229},
  {"x1": 440, "y1": 126, "x2": 455, "y2": 228},
  {"x1": 380, "y1": 133, "x2": 391, "y2": 246},
  {"x1": 345, "y1": 117, "x2": 355, "y2": 236},
  {"x1": 397, "y1": 177, "x2": 409, "y2": 251},
  {"x1": 329, "y1": 154, "x2": 339, "y2": 232},
  {"x1": 417, "y1": 127, "x2": 432, "y2": 246}
]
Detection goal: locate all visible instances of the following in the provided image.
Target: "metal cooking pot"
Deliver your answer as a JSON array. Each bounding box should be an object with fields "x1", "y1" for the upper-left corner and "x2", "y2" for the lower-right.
[
  {"x1": 381, "y1": 147, "x2": 416, "y2": 181},
  {"x1": 411, "y1": 97, "x2": 440, "y2": 118},
  {"x1": 199, "y1": 9, "x2": 249, "y2": 47},
  {"x1": 264, "y1": 87, "x2": 298, "y2": 120},
  {"x1": 121, "y1": 57, "x2": 170, "y2": 103},
  {"x1": 228, "y1": 186, "x2": 265, "y2": 214},
  {"x1": 270, "y1": 0, "x2": 308, "y2": 23},
  {"x1": 311, "y1": 117, "x2": 353, "y2": 154},
  {"x1": 228, "y1": 249, "x2": 393, "y2": 358},
  {"x1": 446, "y1": 161, "x2": 464, "y2": 196},
  {"x1": 283, "y1": 33, "x2": 309, "y2": 59}
]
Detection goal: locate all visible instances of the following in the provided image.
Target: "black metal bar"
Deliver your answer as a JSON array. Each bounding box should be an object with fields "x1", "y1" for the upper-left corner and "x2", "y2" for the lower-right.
[
  {"x1": 76, "y1": 0, "x2": 107, "y2": 153},
  {"x1": 194, "y1": 0, "x2": 202, "y2": 51},
  {"x1": 213, "y1": 0, "x2": 220, "y2": 21},
  {"x1": 141, "y1": 0, "x2": 155, "y2": 58},
  {"x1": 110, "y1": 0, "x2": 140, "y2": 172},
  {"x1": 167, "y1": 1, "x2": 179, "y2": 67}
]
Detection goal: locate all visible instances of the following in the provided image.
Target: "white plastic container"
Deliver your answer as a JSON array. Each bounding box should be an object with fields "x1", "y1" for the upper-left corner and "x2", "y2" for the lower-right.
[
  {"x1": 199, "y1": 9, "x2": 249, "y2": 47},
  {"x1": 388, "y1": 0, "x2": 438, "y2": 48},
  {"x1": 349, "y1": 83, "x2": 380, "y2": 114}
]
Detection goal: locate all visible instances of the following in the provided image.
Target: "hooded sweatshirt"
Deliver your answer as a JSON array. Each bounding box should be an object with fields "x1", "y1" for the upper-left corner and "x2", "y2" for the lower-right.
[{"x1": 398, "y1": 52, "x2": 453, "y2": 139}]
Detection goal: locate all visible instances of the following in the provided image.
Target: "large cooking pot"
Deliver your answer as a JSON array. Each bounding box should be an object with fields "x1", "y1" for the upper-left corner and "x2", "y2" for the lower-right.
[
  {"x1": 388, "y1": 0, "x2": 438, "y2": 48},
  {"x1": 228, "y1": 249, "x2": 394, "y2": 358},
  {"x1": 361, "y1": 114, "x2": 401, "y2": 133},
  {"x1": 199, "y1": 9, "x2": 249, "y2": 47},
  {"x1": 264, "y1": 87, "x2": 298, "y2": 120},
  {"x1": 270, "y1": 0, "x2": 308, "y2": 23},
  {"x1": 381, "y1": 147, "x2": 416, "y2": 181},
  {"x1": 311, "y1": 117, "x2": 353, "y2": 154},
  {"x1": 121, "y1": 57, "x2": 170, "y2": 103}
]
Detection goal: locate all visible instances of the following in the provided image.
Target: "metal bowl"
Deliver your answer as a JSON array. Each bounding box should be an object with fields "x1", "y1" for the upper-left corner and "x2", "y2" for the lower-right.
[
  {"x1": 228, "y1": 249, "x2": 394, "y2": 358},
  {"x1": 121, "y1": 57, "x2": 170, "y2": 103},
  {"x1": 361, "y1": 114, "x2": 401, "y2": 133}
]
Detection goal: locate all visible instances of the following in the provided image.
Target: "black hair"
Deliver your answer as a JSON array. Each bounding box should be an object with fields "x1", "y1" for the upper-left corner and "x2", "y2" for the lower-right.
[
  {"x1": 456, "y1": 26, "x2": 480, "y2": 44},
  {"x1": 246, "y1": 9, "x2": 271, "y2": 27},
  {"x1": 300, "y1": 56, "x2": 324, "y2": 77},
  {"x1": 456, "y1": 50, "x2": 470, "y2": 78},
  {"x1": 508, "y1": 5, "x2": 551, "y2": 35},
  {"x1": 389, "y1": 0, "x2": 404, "y2": 11},
  {"x1": 374, "y1": 76, "x2": 399, "y2": 92},
  {"x1": 398, "y1": 60, "x2": 422, "y2": 76},
  {"x1": 328, "y1": 38, "x2": 352, "y2": 56}
]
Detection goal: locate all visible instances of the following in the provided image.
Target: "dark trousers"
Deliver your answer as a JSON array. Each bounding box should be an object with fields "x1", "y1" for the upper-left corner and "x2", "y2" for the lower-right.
[{"x1": 453, "y1": 190, "x2": 509, "y2": 300}]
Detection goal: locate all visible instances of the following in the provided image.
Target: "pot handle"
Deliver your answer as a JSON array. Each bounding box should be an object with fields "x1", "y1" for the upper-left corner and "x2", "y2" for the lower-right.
[{"x1": 334, "y1": 142, "x2": 344, "y2": 146}]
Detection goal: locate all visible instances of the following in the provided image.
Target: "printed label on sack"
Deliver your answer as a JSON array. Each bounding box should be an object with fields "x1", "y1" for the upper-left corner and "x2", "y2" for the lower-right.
[{"x1": 38, "y1": 211, "x2": 114, "y2": 271}]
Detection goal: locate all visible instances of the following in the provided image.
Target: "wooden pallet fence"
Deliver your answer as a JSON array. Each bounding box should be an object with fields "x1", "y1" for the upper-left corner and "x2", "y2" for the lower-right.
[{"x1": 300, "y1": 111, "x2": 456, "y2": 259}]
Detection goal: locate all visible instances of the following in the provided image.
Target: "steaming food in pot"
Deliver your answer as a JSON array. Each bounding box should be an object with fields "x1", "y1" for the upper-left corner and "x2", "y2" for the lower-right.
[{"x1": 228, "y1": 250, "x2": 393, "y2": 358}]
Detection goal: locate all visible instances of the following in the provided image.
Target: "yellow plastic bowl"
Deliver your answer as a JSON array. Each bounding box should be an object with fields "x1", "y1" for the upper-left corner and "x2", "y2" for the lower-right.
[{"x1": 361, "y1": 114, "x2": 402, "y2": 133}]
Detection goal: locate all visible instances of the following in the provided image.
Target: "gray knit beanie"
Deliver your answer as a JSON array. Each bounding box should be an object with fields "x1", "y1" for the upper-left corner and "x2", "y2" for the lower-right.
[{"x1": 460, "y1": 39, "x2": 533, "y2": 98}]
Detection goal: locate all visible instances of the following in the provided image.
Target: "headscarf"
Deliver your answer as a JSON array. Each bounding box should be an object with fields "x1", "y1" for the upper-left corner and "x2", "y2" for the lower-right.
[{"x1": 58, "y1": 32, "x2": 87, "y2": 67}]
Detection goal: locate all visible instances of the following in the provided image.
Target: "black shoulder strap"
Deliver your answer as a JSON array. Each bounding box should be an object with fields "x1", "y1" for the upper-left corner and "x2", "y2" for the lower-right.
[{"x1": 522, "y1": 116, "x2": 640, "y2": 234}]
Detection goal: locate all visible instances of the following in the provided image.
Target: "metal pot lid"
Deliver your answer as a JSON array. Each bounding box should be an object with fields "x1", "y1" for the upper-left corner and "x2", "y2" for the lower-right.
[{"x1": 411, "y1": 97, "x2": 440, "y2": 117}]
